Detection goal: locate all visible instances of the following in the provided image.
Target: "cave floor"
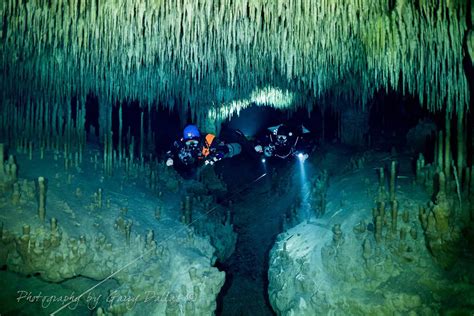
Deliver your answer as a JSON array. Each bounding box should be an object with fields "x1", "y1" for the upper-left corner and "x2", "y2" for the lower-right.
[
  {"x1": 3, "y1": 140, "x2": 472, "y2": 315},
  {"x1": 214, "y1": 143, "x2": 439, "y2": 315},
  {"x1": 266, "y1": 144, "x2": 474, "y2": 314},
  {"x1": 0, "y1": 142, "x2": 227, "y2": 315}
]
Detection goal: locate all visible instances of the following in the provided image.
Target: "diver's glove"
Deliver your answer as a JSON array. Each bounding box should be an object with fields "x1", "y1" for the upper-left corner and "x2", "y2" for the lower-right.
[
  {"x1": 254, "y1": 145, "x2": 263, "y2": 153},
  {"x1": 264, "y1": 144, "x2": 274, "y2": 157},
  {"x1": 205, "y1": 155, "x2": 220, "y2": 165},
  {"x1": 166, "y1": 158, "x2": 174, "y2": 166}
]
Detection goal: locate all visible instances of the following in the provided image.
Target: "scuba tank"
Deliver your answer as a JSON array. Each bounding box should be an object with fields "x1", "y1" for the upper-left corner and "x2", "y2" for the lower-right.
[{"x1": 225, "y1": 143, "x2": 241, "y2": 158}]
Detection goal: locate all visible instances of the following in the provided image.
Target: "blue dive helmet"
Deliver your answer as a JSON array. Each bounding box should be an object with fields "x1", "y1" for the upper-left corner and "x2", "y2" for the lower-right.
[{"x1": 183, "y1": 124, "x2": 200, "y2": 140}]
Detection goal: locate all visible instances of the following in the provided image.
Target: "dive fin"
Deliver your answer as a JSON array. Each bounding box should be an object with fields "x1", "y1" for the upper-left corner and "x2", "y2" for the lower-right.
[{"x1": 267, "y1": 124, "x2": 282, "y2": 134}]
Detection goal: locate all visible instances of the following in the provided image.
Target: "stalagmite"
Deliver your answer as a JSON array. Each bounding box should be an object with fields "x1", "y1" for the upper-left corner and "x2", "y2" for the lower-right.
[
  {"x1": 146, "y1": 229, "x2": 154, "y2": 248},
  {"x1": 391, "y1": 200, "x2": 398, "y2": 234},
  {"x1": 438, "y1": 170, "x2": 447, "y2": 197},
  {"x1": 399, "y1": 228, "x2": 406, "y2": 241},
  {"x1": 416, "y1": 154, "x2": 425, "y2": 184},
  {"x1": 402, "y1": 211, "x2": 409, "y2": 223},
  {"x1": 332, "y1": 224, "x2": 343, "y2": 245},
  {"x1": 390, "y1": 161, "x2": 396, "y2": 202},
  {"x1": 8, "y1": 156, "x2": 17, "y2": 182},
  {"x1": 51, "y1": 217, "x2": 57, "y2": 234},
  {"x1": 97, "y1": 188, "x2": 103, "y2": 209},
  {"x1": 375, "y1": 215, "x2": 382, "y2": 243},
  {"x1": 38, "y1": 177, "x2": 46, "y2": 222},
  {"x1": 22, "y1": 224, "x2": 30, "y2": 236},
  {"x1": 378, "y1": 201, "x2": 386, "y2": 220},
  {"x1": 378, "y1": 167, "x2": 385, "y2": 198},
  {"x1": 437, "y1": 132, "x2": 444, "y2": 169}
]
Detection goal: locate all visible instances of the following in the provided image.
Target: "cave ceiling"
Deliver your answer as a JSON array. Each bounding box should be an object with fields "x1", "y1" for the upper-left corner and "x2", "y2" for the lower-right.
[{"x1": 1, "y1": 0, "x2": 471, "y2": 123}]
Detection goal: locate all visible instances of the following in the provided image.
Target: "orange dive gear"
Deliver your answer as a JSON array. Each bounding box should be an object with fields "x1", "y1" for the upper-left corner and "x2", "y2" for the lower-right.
[{"x1": 201, "y1": 134, "x2": 216, "y2": 157}]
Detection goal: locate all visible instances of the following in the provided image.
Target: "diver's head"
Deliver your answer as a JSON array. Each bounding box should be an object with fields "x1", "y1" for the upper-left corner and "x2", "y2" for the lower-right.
[
  {"x1": 183, "y1": 125, "x2": 200, "y2": 141},
  {"x1": 183, "y1": 124, "x2": 200, "y2": 148},
  {"x1": 276, "y1": 124, "x2": 291, "y2": 145}
]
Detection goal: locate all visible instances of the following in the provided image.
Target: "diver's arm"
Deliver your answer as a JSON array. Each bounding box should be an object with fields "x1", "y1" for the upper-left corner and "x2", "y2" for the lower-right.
[
  {"x1": 166, "y1": 149, "x2": 175, "y2": 166},
  {"x1": 293, "y1": 136, "x2": 300, "y2": 148},
  {"x1": 166, "y1": 140, "x2": 184, "y2": 166}
]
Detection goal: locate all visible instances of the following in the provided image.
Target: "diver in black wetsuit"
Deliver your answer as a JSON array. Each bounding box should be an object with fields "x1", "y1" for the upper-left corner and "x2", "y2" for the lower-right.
[
  {"x1": 166, "y1": 124, "x2": 242, "y2": 168},
  {"x1": 254, "y1": 124, "x2": 311, "y2": 161}
]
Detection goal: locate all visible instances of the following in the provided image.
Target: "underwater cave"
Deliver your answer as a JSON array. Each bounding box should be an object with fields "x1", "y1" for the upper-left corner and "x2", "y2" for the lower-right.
[{"x1": 1, "y1": 0, "x2": 474, "y2": 315}]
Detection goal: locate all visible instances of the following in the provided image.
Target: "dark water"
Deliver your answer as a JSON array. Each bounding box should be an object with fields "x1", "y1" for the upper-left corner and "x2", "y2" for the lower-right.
[{"x1": 214, "y1": 156, "x2": 305, "y2": 316}]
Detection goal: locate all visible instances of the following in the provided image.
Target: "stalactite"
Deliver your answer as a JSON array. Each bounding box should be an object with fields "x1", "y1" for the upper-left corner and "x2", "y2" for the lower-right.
[
  {"x1": 140, "y1": 111, "x2": 144, "y2": 160},
  {"x1": 444, "y1": 113, "x2": 452, "y2": 177},
  {"x1": 0, "y1": 0, "x2": 471, "y2": 152},
  {"x1": 119, "y1": 104, "x2": 123, "y2": 160},
  {"x1": 456, "y1": 111, "x2": 466, "y2": 176}
]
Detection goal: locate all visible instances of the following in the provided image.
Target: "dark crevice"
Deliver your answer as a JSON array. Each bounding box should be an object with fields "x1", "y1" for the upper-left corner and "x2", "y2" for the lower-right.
[{"x1": 214, "y1": 162, "x2": 288, "y2": 315}]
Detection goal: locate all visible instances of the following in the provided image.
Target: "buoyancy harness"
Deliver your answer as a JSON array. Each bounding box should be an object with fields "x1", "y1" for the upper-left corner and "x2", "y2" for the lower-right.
[{"x1": 201, "y1": 134, "x2": 216, "y2": 157}]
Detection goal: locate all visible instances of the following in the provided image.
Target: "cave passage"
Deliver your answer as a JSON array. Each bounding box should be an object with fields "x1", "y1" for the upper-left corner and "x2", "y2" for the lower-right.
[
  {"x1": 212, "y1": 106, "x2": 327, "y2": 315},
  {"x1": 1, "y1": 0, "x2": 474, "y2": 314}
]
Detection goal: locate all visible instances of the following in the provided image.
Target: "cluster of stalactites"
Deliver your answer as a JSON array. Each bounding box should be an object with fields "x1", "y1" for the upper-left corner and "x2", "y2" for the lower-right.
[{"x1": 0, "y1": 0, "x2": 470, "y2": 125}]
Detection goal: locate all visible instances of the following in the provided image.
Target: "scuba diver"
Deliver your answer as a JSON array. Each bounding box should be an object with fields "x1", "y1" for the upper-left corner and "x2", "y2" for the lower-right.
[
  {"x1": 254, "y1": 123, "x2": 311, "y2": 161},
  {"x1": 166, "y1": 124, "x2": 202, "y2": 167},
  {"x1": 166, "y1": 124, "x2": 242, "y2": 167}
]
